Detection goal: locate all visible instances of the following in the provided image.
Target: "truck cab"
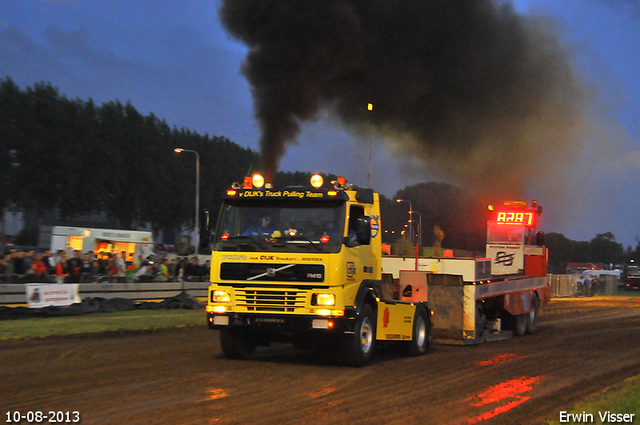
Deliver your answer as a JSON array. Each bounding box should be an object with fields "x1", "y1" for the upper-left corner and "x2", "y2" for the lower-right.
[{"x1": 204, "y1": 175, "x2": 431, "y2": 366}]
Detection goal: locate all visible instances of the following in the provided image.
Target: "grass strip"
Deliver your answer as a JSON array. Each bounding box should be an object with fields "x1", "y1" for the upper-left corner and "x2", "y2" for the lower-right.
[
  {"x1": 546, "y1": 374, "x2": 640, "y2": 424},
  {"x1": 0, "y1": 308, "x2": 205, "y2": 340}
]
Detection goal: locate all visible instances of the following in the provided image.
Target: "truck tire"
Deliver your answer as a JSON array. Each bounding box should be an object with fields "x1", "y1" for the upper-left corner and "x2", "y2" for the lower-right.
[
  {"x1": 475, "y1": 301, "x2": 487, "y2": 341},
  {"x1": 525, "y1": 294, "x2": 540, "y2": 334},
  {"x1": 513, "y1": 313, "x2": 527, "y2": 336},
  {"x1": 220, "y1": 328, "x2": 256, "y2": 360},
  {"x1": 345, "y1": 303, "x2": 376, "y2": 367},
  {"x1": 408, "y1": 306, "x2": 430, "y2": 356}
]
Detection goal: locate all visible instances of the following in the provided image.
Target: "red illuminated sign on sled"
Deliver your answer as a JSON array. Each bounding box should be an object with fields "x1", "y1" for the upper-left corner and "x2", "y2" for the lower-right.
[{"x1": 494, "y1": 210, "x2": 537, "y2": 228}]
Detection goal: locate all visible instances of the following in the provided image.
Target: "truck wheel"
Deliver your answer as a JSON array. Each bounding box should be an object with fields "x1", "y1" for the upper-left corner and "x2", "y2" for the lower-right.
[
  {"x1": 475, "y1": 301, "x2": 487, "y2": 341},
  {"x1": 345, "y1": 303, "x2": 376, "y2": 367},
  {"x1": 220, "y1": 328, "x2": 256, "y2": 360},
  {"x1": 408, "y1": 307, "x2": 430, "y2": 356},
  {"x1": 525, "y1": 294, "x2": 540, "y2": 334},
  {"x1": 513, "y1": 313, "x2": 527, "y2": 336}
]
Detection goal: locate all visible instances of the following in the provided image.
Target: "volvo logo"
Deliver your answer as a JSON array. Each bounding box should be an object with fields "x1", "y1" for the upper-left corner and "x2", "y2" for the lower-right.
[{"x1": 266, "y1": 267, "x2": 276, "y2": 277}]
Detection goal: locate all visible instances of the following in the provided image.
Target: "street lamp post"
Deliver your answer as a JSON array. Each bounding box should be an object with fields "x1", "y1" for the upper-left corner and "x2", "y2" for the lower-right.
[
  {"x1": 412, "y1": 211, "x2": 422, "y2": 270},
  {"x1": 396, "y1": 198, "x2": 413, "y2": 246},
  {"x1": 397, "y1": 198, "x2": 421, "y2": 270},
  {"x1": 367, "y1": 103, "x2": 374, "y2": 188},
  {"x1": 174, "y1": 148, "x2": 200, "y2": 255}
]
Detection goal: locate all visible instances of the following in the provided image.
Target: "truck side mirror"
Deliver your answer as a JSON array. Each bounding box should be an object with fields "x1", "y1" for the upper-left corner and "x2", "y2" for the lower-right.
[{"x1": 356, "y1": 216, "x2": 371, "y2": 245}]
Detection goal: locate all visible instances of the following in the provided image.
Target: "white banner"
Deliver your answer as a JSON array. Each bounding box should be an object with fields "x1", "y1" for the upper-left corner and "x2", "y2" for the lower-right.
[
  {"x1": 25, "y1": 284, "x2": 81, "y2": 308},
  {"x1": 486, "y1": 244, "x2": 524, "y2": 275}
]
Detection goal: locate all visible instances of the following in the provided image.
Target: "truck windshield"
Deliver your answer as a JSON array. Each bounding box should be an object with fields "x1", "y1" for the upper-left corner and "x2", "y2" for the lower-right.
[{"x1": 214, "y1": 199, "x2": 346, "y2": 253}]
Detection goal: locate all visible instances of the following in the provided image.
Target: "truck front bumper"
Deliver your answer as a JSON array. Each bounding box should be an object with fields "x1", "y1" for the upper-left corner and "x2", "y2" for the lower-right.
[{"x1": 206, "y1": 309, "x2": 357, "y2": 335}]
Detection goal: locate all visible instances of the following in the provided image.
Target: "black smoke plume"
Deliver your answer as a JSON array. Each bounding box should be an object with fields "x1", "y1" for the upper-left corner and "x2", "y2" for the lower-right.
[{"x1": 219, "y1": 0, "x2": 587, "y2": 193}]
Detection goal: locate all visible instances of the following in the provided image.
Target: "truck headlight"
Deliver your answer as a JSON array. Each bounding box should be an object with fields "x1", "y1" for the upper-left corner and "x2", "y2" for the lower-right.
[
  {"x1": 206, "y1": 305, "x2": 227, "y2": 313},
  {"x1": 212, "y1": 290, "x2": 231, "y2": 303},
  {"x1": 313, "y1": 293, "x2": 335, "y2": 306}
]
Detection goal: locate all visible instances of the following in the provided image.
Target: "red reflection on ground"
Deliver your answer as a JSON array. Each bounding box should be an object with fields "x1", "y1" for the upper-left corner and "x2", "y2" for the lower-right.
[
  {"x1": 199, "y1": 387, "x2": 229, "y2": 402},
  {"x1": 475, "y1": 353, "x2": 525, "y2": 367},
  {"x1": 456, "y1": 376, "x2": 543, "y2": 425},
  {"x1": 472, "y1": 376, "x2": 540, "y2": 407},
  {"x1": 310, "y1": 387, "x2": 336, "y2": 398}
]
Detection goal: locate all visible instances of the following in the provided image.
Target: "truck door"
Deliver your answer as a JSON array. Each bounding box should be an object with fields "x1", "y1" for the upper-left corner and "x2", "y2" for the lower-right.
[{"x1": 343, "y1": 205, "x2": 376, "y2": 289}]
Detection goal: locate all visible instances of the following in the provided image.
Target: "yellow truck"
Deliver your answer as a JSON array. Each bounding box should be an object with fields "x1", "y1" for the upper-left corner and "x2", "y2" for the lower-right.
[
  {"x1": 204, "y1": 175, "x2": 550, "y2": 365},
  {"x1": 204, "y1": 175, "x2": 431, "y2": 366}
]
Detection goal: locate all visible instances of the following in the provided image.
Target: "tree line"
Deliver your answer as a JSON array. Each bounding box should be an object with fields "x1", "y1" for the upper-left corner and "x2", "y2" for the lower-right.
[
  {"x1": 544, "y1": 232, "x2": 639, "y2": 274},
  {"x1": 379, "y1": 182, "x2": 487, "y2": 253},
  {"x1": 0, "y1": 77, "x2": 258, "y2": 243}
]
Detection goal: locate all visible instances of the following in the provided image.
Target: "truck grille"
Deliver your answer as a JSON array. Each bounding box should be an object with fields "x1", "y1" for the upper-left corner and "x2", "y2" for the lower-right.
[
  {"x1": 220, "y1": 263, "x2": 325, "y2": 283},
  {"x1": 236, "y1": 289, "x2": 306, "y2": 312}
]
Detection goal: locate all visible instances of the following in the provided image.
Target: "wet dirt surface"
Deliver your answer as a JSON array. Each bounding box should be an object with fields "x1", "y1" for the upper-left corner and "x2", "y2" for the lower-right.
[{"x1": 1, "y1": 296, "x2": 640, "y2": 425}]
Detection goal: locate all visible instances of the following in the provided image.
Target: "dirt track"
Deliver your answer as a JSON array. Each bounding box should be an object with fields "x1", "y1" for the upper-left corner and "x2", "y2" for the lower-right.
[{"x1": 2, "y1": 296, "x2": 640, "y2": 425}]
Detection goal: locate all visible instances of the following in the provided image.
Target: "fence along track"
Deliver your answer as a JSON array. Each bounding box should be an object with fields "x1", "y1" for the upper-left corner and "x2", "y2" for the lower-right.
[{"x1": 0, "y1": 281, "x2": 209, "y2": 305}]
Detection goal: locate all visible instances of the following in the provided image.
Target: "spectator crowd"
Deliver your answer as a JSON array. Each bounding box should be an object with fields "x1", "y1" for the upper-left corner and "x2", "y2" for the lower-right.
[{"x1": 0, "y1": 248, "x2": 210, "y2": 284}]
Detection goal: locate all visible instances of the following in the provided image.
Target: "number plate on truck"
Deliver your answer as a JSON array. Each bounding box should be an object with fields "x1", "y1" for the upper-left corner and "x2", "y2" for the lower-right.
[
  {"x1": 213, "y1": 316, "x2": 229, "y2": 325},
  {"x1": 252, "y1": 318, "x2": 285, "y2": 324}
]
